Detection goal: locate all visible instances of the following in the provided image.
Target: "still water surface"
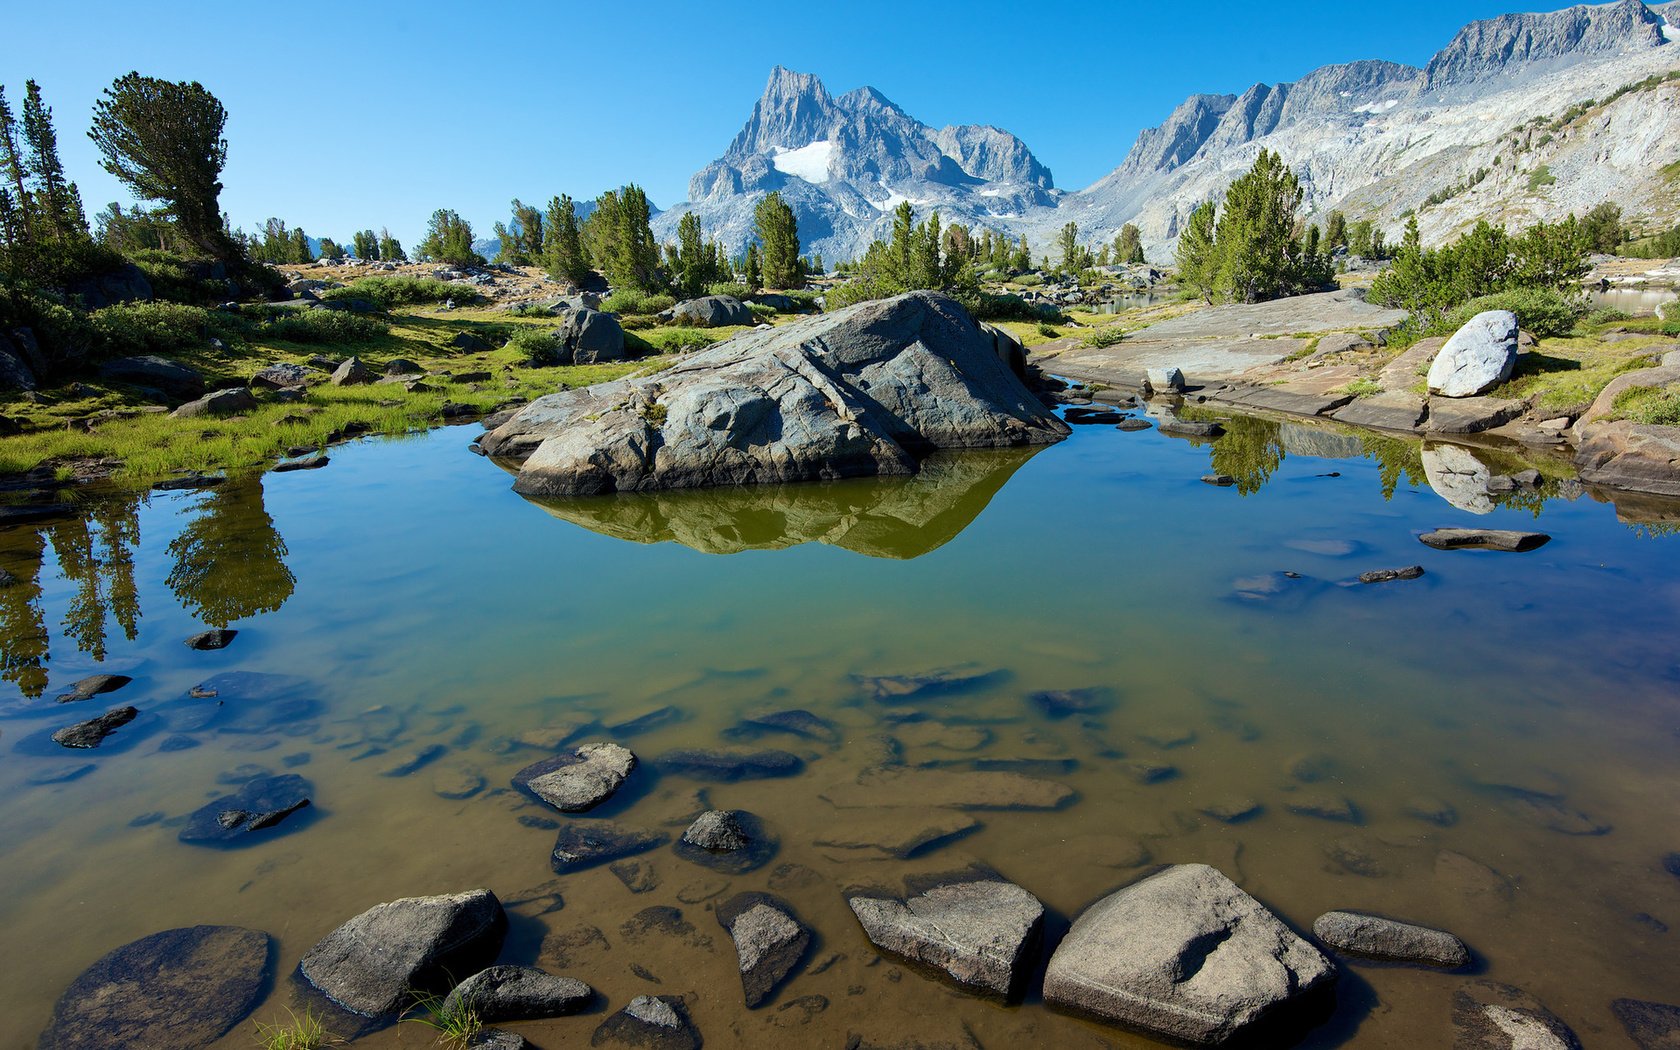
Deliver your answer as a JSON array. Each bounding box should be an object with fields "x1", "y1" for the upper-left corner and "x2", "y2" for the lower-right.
[{"x1": 1, "y1": 410, "x2": 1677, "y2": 1048}]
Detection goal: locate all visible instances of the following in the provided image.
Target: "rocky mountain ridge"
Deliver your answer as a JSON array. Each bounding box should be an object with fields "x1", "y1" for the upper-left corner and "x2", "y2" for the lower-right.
[{"x1": 655, "y1": 0, "x2": 1680, "y2": 262}]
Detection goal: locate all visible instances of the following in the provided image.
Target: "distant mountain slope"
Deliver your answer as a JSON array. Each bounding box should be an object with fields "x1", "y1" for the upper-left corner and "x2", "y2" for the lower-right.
[{"x1": 656, "y1": 1, "x2": 1679, "y2": 265}]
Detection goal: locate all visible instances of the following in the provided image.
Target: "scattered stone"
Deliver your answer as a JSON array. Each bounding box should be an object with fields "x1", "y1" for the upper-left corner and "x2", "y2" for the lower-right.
[
  {"x1": 1118, "y1": 760, "x2": 1178, "y2": 784},
  {"x1": 272, "y1": 451, "x2": 330, "y2": 472},
  {"x1": 152, "y1": 473, "x2": 224, "y2": 491},
  {"x1": 179, "y1": 774, "x2": 312, "y2": 844},
  {"x1": 1419, "y1": 528, "x2": 1550, "y2": 552},
  {"x1": 1612, "y1": 999, "x2": 1680, "y2": 1049},
  {"x1": 330, "y1": 357, "x2": 372, "y2": 386},
  {"x1": 850, "y1": 877, "x2": 1044, "y2": 999},
  {"x1": 852, "y1": 666, "x2": 1005, "y2": 704},
  {"x1": 1028, "y1": 686, "x2": 1114, "y2": 719},
  {"x1": 171, "y1": 387, "x2": 257, "y2": 419},
  {"x1": 681, "y1": 809, "x2": 750, "y2": 851},
  {"x1": 298, "y1": 889, "x2": 507, "y2": 1017},
  {"x1": 676, "y1": 810, "x2": 776, "y2": 873},
  {"x1": 1158, "y1": 419, "x2": 1224, "y2": 438},
  {"x1": 514, "y1": 742, "x2": 637, "y2": 812},
  {"x1": 53, "y1": 705, "x2": 138, "y2": 748},
  {"x1": 1287, "y1": 794, "x2": 1361, "y2": 823},
  {"x1": 609, "y1": 705, "x2": 681, "y2": 736},
  {"x1": 813, "y1": 810, "x2": 981, "y2": 859},
  {"x1": 1427, "y1": 311, "x2": 1518, "y2": 398},
  {"x1": 591, "y1": 994, "x2": 700, "y2": 1050},
  {"x1": 1452, "y1": 980, "x2": 1582, "y2": 1050},
  {"x1": 382, "y1": 744, "x2": 446, "y2": 777},
  {"x1": 1404, "y1": 796, "x2": 1459, "y2": 826},
  {"x1": 1115, "y1": 417, "x2": 1153, "y2": 431},
  {"x1": 1201, "y1": 473, "x2": 1235, "y2": 486},
  {"x1": 550, "y1": 822, "x2": 669, "y2": 875},
  {"x1": 667, "y1": 295, "x2": 755, "y2": 328},
  {"x1": 1201, "y1": 797, "x2": 1263, "y2": 823},
  {"x1": 468, "y1": 1030, "x2": 529, "y2": 1050},
  {"x1": 442, "y1": 965, "x2": 592, "y2": 1023},
  {"x1": 1503, "y1": 793, "x2": 1610, "y2": 836},
  {"x1": 822, "y1": 767, "x2": 1075, "y2": 810},
  {"x1": 185, "y1": 628, "x2": 238, "y2": 650},
  {"x1": 433, "y1": 769, "x2": 486, "y2": 800},
  {"x1": 1312, "y1": 911, "x2": 1470, "y2": 969},
  {"x1": 452, "y1": 331, "x2": 491, "y2": 352},
  {"x1": 611, "y1": 859, "x2": 661, "y2": 894},
  {"x1": 36, "y1": 926, "x2": 271, "y2": 1050},
  {"x1": 655, "y1": 747, "x2": 803, "y2": 782},
  {"x1": 1148, "y1": 366, "x2": 1186, "y2": 393},
  {"x1": 1358, "y1": 565, "x2": 1424, "y2": 584},
  {"x1": 718, "y1": 892, "x2": 812, "y2": 1007},
  {"x1": 555, "y1": 308, "x2": 629, "y2": 365},
  {"x1": 252, "y1": 363, "x2": 317, "y2": 389},
  {"x1": 738, "y1": 708, "x2": 839, "y2": 743},
  {"x1": 1044, "y1": 864, "x2": 1336, "y2": 1045},
  {"x1": 53, "y1": 673, "x2": 132, "y2": 704}
]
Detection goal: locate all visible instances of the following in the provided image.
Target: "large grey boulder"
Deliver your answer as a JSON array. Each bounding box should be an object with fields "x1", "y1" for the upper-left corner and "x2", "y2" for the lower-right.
[
  {"x1": 330, "y1": 357, "x2": 372, "y2": 386},
  {"x1": 557, "y1": 307, "x2": 627, "y2": 364},
  {"x1": 441, "y1": 965, "x2": 592, "y2": 1023},
  {"x1": 38, "y1": 925, "x2": 271, "y2": 1050},
  {"x1": 717, "y1": 892, "x2": 811, "y2": 1007},
  {"x1": 99, "y1": 355, "x2": 205, "y2": 400},
  {"x1": 1043, "y1": 864, "x2": 1336, "y2": 1045},
  {"x1": 298, "y1": 889, "x2": 506, "y2": 1017},
  {"x1": 1311, "y1": 910, "x2": 1469, "y2": 968},
  {"x1": 171, "y1": 387, "x2": 258, "y2": 419},
  {"x1": 668, "y1": 295, "x2": 755, "y2": 327},
  {"x1": 0, "y1": 333, "x2": 38, "y2": 391},
  {"x1": 481, "y1": 292, "x2": 1068, "y2": 495},
  {"x1": 848, "y1": 877, "x2": 1044, "y2": 999},
  {"x1": 513, "y1": 742, "x2": 636, "y2": 812},
  {"x1": 1427, "y1": 311, "x2": 1518, "y2": 397}
]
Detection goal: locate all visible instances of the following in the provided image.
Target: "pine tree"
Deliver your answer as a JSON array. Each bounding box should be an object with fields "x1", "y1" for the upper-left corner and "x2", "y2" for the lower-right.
[
  {"x1": 0, "y1": 87, "x2": 29, "y2": 253},
  {"x1": 318, "y1": 237, "x2": 345, "y2": 262},
  {"x1": 1325, "y1": 210, "x2": 1348, "y2": 252},
  {"x1": 1175, "y1": 202, "x2": 1217, "y2": 302},
  {"x1": 21, "y1": 81, "x2": 83, "y2": 243},
  {"x1": 352, "y1": 229, "x2": 378, "y2": 260},
  {"x1": 753, "y1": 191, "x2": 802, "y2": 289},
  {"x1": 378, "y1": 228, "x2": 406, "y2": 263},
  {"x1": 288, "y1": 227, "x2": 310, "y2": 262},
  {"x1": 1012, "y1": 235, "x2": 1030, "y2": 272},
  {"x1": 1115, "y1": 223, "x2": 1143, "y2": 265},
  {"x1": 541, "y1": 194, "x2": 589, "y2": 285},
  {"x1": 417, "y1": 208, "x2": 479, "y2": 266},
  {"x1": 744, "y1": 243, "x2": 762, "y2": 292},
  {"x1": 1057, "y1": 222, "x2": 1080, "y2": 273}
]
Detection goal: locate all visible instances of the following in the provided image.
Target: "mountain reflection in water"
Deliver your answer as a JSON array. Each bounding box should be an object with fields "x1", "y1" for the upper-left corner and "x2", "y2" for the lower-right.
[{"x1": 523, "y1": 446, "x2": 1044, "y2": 558}]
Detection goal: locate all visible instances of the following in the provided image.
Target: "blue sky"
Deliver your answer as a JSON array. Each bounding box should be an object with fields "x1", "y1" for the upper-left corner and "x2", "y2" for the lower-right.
[{"x1": 13, "y1": 0, "x2": 1550, "y2": 247}]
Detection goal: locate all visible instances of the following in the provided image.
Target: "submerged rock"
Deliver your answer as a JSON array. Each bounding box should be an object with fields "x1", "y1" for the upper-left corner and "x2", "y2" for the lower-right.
[
  {"x1": 37, "y1": 925, "x2": 272, "y2": 1050},
  {"x1": 821, "y1": 767, "x2": 1075, "y2": 810},
  {"x1": 184, "y1": 628, "x2": 238, "y2": 650},
  {"x1": 550, "y1": 822, "x2": 669, "y2": 874},
  {"x1": 514, "y1": 742, "x2": 637, "y2": 812},
  {"x1": 591, "y1": 994, "x2": 701, "y2": 1050},
  {"x1": 737, "y1": 708, "x2": 840, "y2": 743},
  {"x1": 179, "y1": 774, "x2": 313, "y2": 845},
  {"x1": 52, "y1": 705, "x2": 138, "y2": 748},
  {"x1": 1358, "y1": 565, "x2": 1424, "y2": 584},
  {"x1": 1452, "y1": 980, "x2": 1582, "y2": 1049},
  {"x1": 442, "y1": 965, "x2": 593, "y2": 1023},
  {"x1": 1612, "y1": 998, "x2": 1680, "y2": 1049},
  {"x1": 812, "y1": 809, "x2": 981, "y2": 860},
  {"x1": 53, "y1": 673, "x2": 132, "y2": 704},
  {"x1": 298, "y1": 889, "x2": 507, "y2": 1017},
  {"x1": 1029, "y1": 686, "x2": 1114, "y2": 719},
  {"x1": 849, "y1": 877, "x2": 1044, "y2": 999},
  {"x1": 480, "y1": 292, "x2": 1067, "y2": 495},
  {"x1": 675, "y1": 809, "x2": 777, "y2": 873},
  {"x1": 717, "y1": 892, "x2": 812, "y2": 1007},
  {"x1": 1312, "y1": 910, "x2": 1470, "y2": 969},
  {"x1": 853, "y1": 666, "x2": 1006, "y2": 703},
  {"x1": 655, "y1": 747, "x2": 803, "y2": 782},
  {"x1": 1043, "y1": 864, "x2": 1336, "y2": 1045}
]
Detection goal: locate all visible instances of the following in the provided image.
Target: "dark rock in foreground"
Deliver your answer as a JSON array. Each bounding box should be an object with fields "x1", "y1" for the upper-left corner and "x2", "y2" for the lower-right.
[
  {"x1": 99, "y1": 355, "x2": 205, "y2": 400},
  {"x1": 1043, "y1": 864, "x2": 1336, "y2": 1045},
  {"x1": 1419, "y1": 528, "x2": 1549, "y2": 552},
  {"x1": 1312, "y1": 910, "x2": 1470, "y2": 969},
  {"x1": 38, "y1": 925, "x2": 271, "y2": 1050},
  {"x1": 551, "y1": 822, "x2": 669, "y2": 874},
  {"x1": 179, "y1": 774, "x2": 313, "y2": 845},
  {"x1": 298, "y1": 888, "x2": 507, "y2": 1017},
  {"x1": 1359, "y1": 565, "x2": 1424, "y2": 584},
  {"x1": 666, "y1": 294, "x2": 754, "y2": 328},
  {"x1": 53, "y1": 705, "x2": 138, "y2": 748},
  {"x1": 480, "y1": 291, "x2": 1067, "y2": 495},
  {"x1": 442, "y1": 965, "x2": 593, "y2": 1023},
  {"x1": 656, "y1": 746, "x2": 804, "y2": 782},
  {"x1": 185, "y1": 628, "x2": 238, "y2": 650},
  {"x1": 1453, "y1": 980, "x2": 1582, "y2": 1049},
  {"x1": 850, "y1": 877, "x2": 1044, "y2": 999},
  {"x1": 513, "y1": 742, "x2": 637, "y2": 812},
  {"x1": 591, "y1": 994, "x2": 701, "y2": 1050},
  {"x1": 717, "y1": 892, "x2": 812, "y2": 1007}
]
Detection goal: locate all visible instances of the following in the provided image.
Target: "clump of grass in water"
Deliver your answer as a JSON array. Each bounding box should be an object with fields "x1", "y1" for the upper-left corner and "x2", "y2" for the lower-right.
[
  {"x1": 251, "y1": 1006, "x2": 329, "y2": 1049},
  {"x1": 405, "y1": 990, "x2": 481, "y2": 1049}
]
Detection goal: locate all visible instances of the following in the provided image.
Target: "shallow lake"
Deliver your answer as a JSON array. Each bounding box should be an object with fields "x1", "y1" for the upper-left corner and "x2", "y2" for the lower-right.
[{"x1": 1, "y1": 404, "x2": 1677, "y2": 1048}]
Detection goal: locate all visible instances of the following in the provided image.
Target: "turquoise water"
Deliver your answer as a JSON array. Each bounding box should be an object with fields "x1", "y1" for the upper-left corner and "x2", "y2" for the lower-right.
[{"x1": 1, "y1": 409, "x2": 1677, "y2": 1048}]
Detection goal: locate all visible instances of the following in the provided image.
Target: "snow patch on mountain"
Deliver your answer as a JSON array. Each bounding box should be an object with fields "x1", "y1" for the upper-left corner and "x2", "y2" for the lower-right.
[{"x1": 771, "y1": 141, "x2": 834, "y2": 183}]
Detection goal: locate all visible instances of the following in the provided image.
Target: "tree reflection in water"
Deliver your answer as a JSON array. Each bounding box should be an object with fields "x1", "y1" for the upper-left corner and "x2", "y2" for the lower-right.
[{"x1": 167, "y1": 476, "x2": 295, "y2": 627}]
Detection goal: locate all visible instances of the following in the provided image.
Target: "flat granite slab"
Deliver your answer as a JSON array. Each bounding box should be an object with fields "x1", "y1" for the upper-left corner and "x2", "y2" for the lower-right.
[{"x1": 1041, "y1": 290, "x2": 1409, "y2": 387}]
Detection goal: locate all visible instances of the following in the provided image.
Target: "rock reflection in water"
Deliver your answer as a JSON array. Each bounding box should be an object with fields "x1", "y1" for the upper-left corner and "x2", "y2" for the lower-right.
[{"x1": 522, "y1": 447, "x2": 1043, "y2": 559}]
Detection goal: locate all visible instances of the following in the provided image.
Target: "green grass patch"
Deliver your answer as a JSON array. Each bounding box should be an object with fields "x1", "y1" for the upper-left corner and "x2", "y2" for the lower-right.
[
  {"x1": 319, "y1": 276, "x2": 469, "y2": 309},
  {"x1": 1487, "y1": 336, "x2": 1661, "y2": 411},
  {"x1": 1612, "y1": 383, "x2": 1680, "y2": 425},
  {"x1": 1527, "y1": 165, "x2": 1556, "y2": 192},
  {"x1": 1340, "y1": 377, "x2": 1382, "y2": 398},
  {"x1": 1082, "y1": 325, "x2": 1125, "y2": 349}
]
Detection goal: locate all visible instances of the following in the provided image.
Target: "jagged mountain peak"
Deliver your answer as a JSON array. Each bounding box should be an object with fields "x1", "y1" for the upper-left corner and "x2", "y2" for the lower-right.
[{"x1": 1422, "y1": 0, "x2": 1667, "y2": 90}]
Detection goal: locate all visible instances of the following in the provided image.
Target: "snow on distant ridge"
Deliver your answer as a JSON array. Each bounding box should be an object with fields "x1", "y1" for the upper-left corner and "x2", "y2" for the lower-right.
[{"x1": 771, "y1": 141, "x2": 834, "y2": 183}]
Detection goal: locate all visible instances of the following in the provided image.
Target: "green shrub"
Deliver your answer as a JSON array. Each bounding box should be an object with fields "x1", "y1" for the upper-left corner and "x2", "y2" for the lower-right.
[
  {"x1": 601, "y1": 290, "x2": 675, "y2": 316},
  {"x1": 1036, "y1": 322, "x2": 1060, "y2": 338},
  {"x1": 1083, "y1": 326, "x2": 1126, "y2": 348},
  {"x1": 1013, "y1": 273, "x2": 1044, "y2": 288},
  {"x1": 319, "y1": 276, "x2": 463, "y2": 309},
  {"x1": 125, "y1": 250, "x2": 230, "y2": 305},
  {"x1": 747, "y1": 302, "x2": 776, "y2": 320},
  {"x1": 1586, "y1": 307, "x2": 1631, "y2": 326},
  {"x1": 505, "y1": 327, "x2": 562, "y2": 365},
  {"x1": 641, "y1": 327, "x2": 718, "y2": 353},
  {"x1": 777, "y1": 289, "x2": 822, "y2": 312},
  {"x1": 970, "y1": 293, "x2": 1062, "y2": 323},
  {"x1": 89, "y1": 302, "x2": 215, "y2": 355},
  {"x1": 1613, "y1": 383, "x2": 1680, "y2": 425},
  {"x1": 1440, "y1": 288, "x2": 1584, "y2": 339},
  {"x1": 706, "y1": 282, "x2": 750, "y2": 299},
  {"x1": 258, "y1": 309, "x2": 388, "y2": 344}
]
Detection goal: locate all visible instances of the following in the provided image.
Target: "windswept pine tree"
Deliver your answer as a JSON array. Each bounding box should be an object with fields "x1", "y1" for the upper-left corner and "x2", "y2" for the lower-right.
[
  {"x1": 541, "y1": 194, "x2": 589, "y2": 286},
  {"x1": 351, "y1": 229, "x2": 379, "y2": 260},
  {"x1": 752, "y1": 191, "x2": 802, "y2": 290}
]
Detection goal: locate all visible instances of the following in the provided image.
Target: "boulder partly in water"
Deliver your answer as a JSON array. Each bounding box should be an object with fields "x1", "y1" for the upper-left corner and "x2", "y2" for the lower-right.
[{"x1": 480, "y1": 292, "x2": 1067, "y2": 495}]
